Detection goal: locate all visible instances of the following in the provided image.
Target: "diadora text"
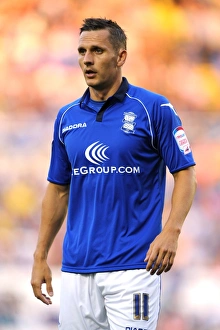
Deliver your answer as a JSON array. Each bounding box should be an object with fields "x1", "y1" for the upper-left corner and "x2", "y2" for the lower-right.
[{"x1": 62, "y1": 123, "x2": 87, "y2": 133}]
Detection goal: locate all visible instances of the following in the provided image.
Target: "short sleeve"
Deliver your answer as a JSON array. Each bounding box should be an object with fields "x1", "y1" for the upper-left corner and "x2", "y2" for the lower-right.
[
  {"x1": 47, "y1": 116, "x2": 72, "y2": 184},
  {"x1": 153, "y1": 101, "x2": 195, "y2": 173}
]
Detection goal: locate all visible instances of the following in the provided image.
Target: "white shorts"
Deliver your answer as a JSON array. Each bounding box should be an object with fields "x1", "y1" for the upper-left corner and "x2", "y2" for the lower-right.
[{"x1": 58, "y1": 269, "x2": 161, "y2": 330}]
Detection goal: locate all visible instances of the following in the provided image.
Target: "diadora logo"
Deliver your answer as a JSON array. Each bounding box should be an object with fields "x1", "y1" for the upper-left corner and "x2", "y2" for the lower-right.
[
  {"x1": 62, "y1": 122, "x2": 87, "y2": 133},
  {"x1": 85, "y1": 141, "x2": 109, "y2": 165}
]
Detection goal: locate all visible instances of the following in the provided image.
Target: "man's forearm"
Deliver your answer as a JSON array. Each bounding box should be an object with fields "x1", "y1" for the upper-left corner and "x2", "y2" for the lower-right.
[
  {"x1": 34, "y1": 182, "x2": 69, "y2": 260},
  {"x1": 164, "y1": 166, "x2": 197, "y2": 234},
  {"x1": 145, "y1": 166, "x2": 196, "y2": 274}
]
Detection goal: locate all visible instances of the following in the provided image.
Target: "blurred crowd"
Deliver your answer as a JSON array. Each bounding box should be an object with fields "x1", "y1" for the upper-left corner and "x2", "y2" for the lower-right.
[{"x1": 0, "y1": 0, "x2": 220, "y2": 329}]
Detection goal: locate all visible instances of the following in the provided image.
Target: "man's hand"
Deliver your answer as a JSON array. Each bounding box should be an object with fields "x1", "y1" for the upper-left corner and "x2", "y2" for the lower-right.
[
  {"x1": 144, "y1": 228, "x2": 179, "y2": 275},
  {"x1": 31, "y1": 260, "x2": 54, "y2": 305}
]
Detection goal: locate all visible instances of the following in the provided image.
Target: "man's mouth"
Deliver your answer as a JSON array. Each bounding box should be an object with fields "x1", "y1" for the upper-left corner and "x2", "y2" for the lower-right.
[{"x1": 85, "y1": 70, "x2": 96, "y2": 78}]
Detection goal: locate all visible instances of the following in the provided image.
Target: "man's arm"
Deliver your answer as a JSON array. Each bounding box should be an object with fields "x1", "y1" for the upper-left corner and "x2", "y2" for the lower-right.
[
  {"x1": 31, "y1": 182, "x2": 69, "y2": 305},
  {"x1": 145, "y1": 166, "x2": 197, "y2": 275}
]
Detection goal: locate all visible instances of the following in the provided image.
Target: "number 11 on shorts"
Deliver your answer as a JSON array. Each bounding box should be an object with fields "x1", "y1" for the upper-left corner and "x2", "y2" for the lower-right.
[{"x1": 133, "y1": 293, "x2": 149, "y2": 321}]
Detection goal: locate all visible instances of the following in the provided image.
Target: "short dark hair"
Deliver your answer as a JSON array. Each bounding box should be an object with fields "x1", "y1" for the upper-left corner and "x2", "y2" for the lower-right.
[{"x1": 80, "y1": 18, "x2": 127, "y2": 51}]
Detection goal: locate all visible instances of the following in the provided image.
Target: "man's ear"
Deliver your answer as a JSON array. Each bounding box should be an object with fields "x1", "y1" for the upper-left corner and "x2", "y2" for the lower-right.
[{"x1": 117, "y1": 49, "x2": 127, "y2": 67}]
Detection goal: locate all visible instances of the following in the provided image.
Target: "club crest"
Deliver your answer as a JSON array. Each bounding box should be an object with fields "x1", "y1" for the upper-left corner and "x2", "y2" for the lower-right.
[{"x1": 121, "y1": 112, "x2": 137, "y2": 134}]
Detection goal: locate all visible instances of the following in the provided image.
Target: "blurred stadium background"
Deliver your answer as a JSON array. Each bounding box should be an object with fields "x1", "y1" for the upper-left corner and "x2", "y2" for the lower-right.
[{"x1": 0, "y1": 0, "x2": 220, "y2": 329}]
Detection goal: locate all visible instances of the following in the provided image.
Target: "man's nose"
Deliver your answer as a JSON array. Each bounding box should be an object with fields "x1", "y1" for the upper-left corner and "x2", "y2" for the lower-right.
[{"x1": 83, "y1": 51, "x2": 94, "y2": 65}]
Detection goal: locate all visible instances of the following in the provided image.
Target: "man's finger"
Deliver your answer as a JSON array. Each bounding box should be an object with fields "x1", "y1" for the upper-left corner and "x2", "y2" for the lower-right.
[
  {"x1": 164, "y1": 254, "x2": 175, "y2": 273},
  {"x1": 39, "y1": 293, "x2": 53, "y2": 305},
  {"x1": 46, "y1": 282, "x2": 54, "y2": 298},
  {"x1": 35, "y1": 289, "x2": 52, "y2": 305},
  {"x1": 31, "y1": 281, "x2": 53, "y2": 305},
  {"x1": 146, "y1": 250, "x2": 167, "y2": 275}
]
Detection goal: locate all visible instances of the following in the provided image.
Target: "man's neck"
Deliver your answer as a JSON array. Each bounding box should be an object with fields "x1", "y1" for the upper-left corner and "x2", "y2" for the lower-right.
[{"x1": 89, "y1": 77, "x2": 122, "y2": 101}]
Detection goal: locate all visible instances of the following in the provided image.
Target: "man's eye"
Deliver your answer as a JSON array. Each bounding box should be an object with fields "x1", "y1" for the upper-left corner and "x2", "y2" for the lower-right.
[
  {"x1": 78, "y1": 49, "x2": 86, "y2": 55},
  {"x1": 95, "y1": 48, "x2": 103, "y2": 54}
]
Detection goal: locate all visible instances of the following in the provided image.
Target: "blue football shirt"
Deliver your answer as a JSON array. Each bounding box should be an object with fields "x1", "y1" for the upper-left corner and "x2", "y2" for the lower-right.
[{"x1": 48, "y1": 78, "x2": 195, "y2": 273}]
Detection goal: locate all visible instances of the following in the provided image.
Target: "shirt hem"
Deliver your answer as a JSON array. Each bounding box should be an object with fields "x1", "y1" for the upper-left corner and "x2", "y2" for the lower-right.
[{"x1": 61, "y1": 263, "x2": 147, "y2": 274}]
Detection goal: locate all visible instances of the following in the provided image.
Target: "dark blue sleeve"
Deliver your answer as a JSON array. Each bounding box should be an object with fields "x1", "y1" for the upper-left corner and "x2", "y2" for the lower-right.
[
  {"x1": 47, "y1": 115, "x2": 72, "y2": 184},
  {"x1": 153, "y1": 101, "x2": 196, "y2": 173}
]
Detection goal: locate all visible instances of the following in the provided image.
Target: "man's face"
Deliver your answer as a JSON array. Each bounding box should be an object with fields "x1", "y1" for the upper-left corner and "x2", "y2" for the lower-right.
[{"x1": 78, "y1": 29, "x2": 121, "y2": 93}]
